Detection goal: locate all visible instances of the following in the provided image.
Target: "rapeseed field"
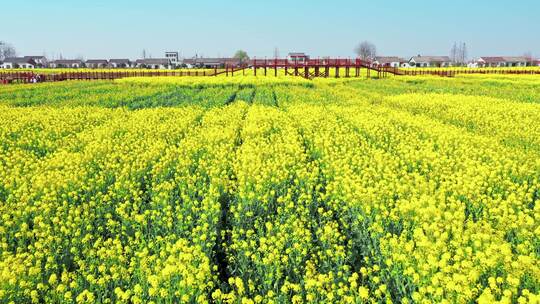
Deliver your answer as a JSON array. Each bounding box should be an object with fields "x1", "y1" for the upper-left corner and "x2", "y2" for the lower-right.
[{"x1": 0, "y1": 75, "x2": 539, "y2": 303}]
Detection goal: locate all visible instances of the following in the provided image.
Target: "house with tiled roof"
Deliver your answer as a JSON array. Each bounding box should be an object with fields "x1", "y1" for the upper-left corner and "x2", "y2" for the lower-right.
[
  {"x1": 182, "y1": 57, "x2": 241, "y2": 68},
  {"x1": 409, "y1": 56, "x2": 452, "y2": 68},
  {"x1": 477, "y1": 56, "x2": 529, "y2": 67},
  {"x1": 49, "y1": 59, "x2": 84, "y2": 68},
  {"x1": 476, "y1": 57, "x2": 506, "y2": 67},
  {"x1": 372, "y1": 56, "x2": 405, "y2": 68},
  {"x1": 85, "y1": 59, "x2": 109, "y2": 68},
  {"x1": 135, "y1": 58, "x2": 172, "y2": 69},
  {"x1": 23, "y1": 56, "x2": 47, "y2": 67},
  {"x1": 0, "y1": 57, "x2": 36, "y2": 69},
  {"x1": 108, "y1": 59, "x2": 132, "y2": 68}
]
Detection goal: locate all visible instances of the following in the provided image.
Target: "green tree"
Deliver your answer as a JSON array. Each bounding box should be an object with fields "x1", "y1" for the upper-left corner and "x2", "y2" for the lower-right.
[{"x1": 234, "y1": 50, "x2": 250, "y2": 64}]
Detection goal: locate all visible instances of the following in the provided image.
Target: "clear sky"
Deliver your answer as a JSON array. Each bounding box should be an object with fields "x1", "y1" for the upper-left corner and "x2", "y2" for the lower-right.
[{"x1": 2, "y1": 0, "x2": 539, "y2": 60}]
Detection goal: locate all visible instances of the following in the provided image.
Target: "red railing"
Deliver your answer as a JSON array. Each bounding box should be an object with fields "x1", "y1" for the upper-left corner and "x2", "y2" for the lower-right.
[
  {"x1": 249, "y1": 58, "x2": 372, "y2": 67},
  {"x1": 0, "y1": 70, "x2": 222, "y2": 84},
  {"x1": 2, "y1": 65, "x2": 539, "y2": 85},
  {"x1": 398, "y1": 69, "x2": 540, "y2": 77}
]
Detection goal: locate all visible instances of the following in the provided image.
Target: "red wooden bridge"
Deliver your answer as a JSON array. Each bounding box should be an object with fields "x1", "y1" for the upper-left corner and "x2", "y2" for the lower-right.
[{"x1": 246, "y1": 58, "x2": 404, "y2": 78}]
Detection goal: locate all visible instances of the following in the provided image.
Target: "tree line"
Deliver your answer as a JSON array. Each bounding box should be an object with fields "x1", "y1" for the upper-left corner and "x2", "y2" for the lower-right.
[{"x1": 0, "y1": 41, "x2": 17, "y2": 61}]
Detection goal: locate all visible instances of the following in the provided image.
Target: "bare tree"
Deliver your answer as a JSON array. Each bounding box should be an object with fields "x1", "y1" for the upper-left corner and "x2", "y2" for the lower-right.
[
  {"x1": 450, "y1": 42, "x2": 458, "y2": 64},
  {"x1": 0, "y1": 41, "x2": 17, "y2": 60},
  {"x1": 524, "y1": 51, "x2": 534, "y2": 66},
  {"x1": 450, "y1": 42, "x2": 468, "y2": 66},
  {"x1": 273, "y1": 47, "x2": 280, "y2": 59},
  {"x1": 460, "y1": 42, "x2": 468, "y2": 66},
  {"x1": 354, "y1": 41, "x2": 377, "y2": 61}
]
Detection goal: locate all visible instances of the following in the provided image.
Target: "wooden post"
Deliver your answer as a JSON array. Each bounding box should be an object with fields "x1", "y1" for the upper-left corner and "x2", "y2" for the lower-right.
[{"x1": 253, "y1": 58, "x2": 257, "y2": 76}]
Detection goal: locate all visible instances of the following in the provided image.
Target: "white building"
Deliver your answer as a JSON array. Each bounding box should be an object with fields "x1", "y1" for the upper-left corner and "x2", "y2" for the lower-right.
[
  {"x1": 0, "y1": 57, "x2": 36, "y2": 69},
  {"x1": 467, "y1": 61, "x2": 479, "y2": 68},
  {"x1": 409, "y1": 56, "x2": 452, "y2": 67},
  {"x1": 288, "y1": 52, "x2": 309, "y2": 64},
  {"x1": 165, "y1": 52, "x2": 179, "y2": 67},
  {"x1": 400, "y1": 62, "x2": 411, "y2": 68}
]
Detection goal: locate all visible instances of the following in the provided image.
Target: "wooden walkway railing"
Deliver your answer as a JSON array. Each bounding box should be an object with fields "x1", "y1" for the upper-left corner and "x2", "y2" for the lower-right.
[
  {"x1": 1, "y1": 66, "x2": 539, "y2": 85},
  {"x1": 0, "y1": 70, "x2": 222, "y2": 84},
  {"x1": 399, "y1": 68, "x2": 540, "y2": 77}
]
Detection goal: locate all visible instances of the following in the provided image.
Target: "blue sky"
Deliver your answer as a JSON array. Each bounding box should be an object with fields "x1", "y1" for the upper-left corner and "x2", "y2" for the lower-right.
[{"x1": 2, "y1": 0, "x2": 539, "y2": 60}]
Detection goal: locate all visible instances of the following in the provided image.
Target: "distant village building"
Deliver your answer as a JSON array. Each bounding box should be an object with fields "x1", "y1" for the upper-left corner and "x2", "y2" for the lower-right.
[
  {"x1": 502, "y1": 56, "x2": 529, "y2": 67},
  {"x1": 196, "y1": 58, "x2": 224, "y2": 68},
  {"x1": 192, "y1": 58, "x2": 225, "y2": 68},
  {"x1": 165, "y1": 52, "x2": 180, "y2": 67},
  {"x1": 372, "y1": 56, "x2": 404, "y2": 68},
  {"x1": 182, "y1": 58, "x2": 195, "y2": 68},
  {"x1": 85, "y1": 59, "x2": 109, "y2": 68},
  {"x1": 0, "y1": 57, "x2": 36, "y2": 69},
  {"x1": 467, "y1": 61, "x2": 479, "y2": 68},
  {"x1": 409, "y1": 56, "x2": 452, "y2": 67},
  {"x1": 476, "y1": 57, "x2": 506, "y2": 67},
  {"x1": 400, "y1": 62, "x2": 411, "y2": 68},
  {"x1": 135, "y1": 58, "x2": 172, "y2": 69},
  {"x1": 535, "y1": 59, "x2": 540, "y2": 67},
  {"x1": 109, "y1": 59, "x2": 132, "y2": 68},
  {"x1": 183, "y1": 57, "x2": 241, "y2": 68},
  {"x1": 476, "y1": 56, "x2": 529, "y2": 67},
  {"x1": 49, "y1": 60, "x2": 84, "y2": 68},
  {"x1": 24, "y1": 56, "x2": 47, "y2": 68},
  {"x1": 288, "y1": 53, "x2": 309, "y2": 64}
]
